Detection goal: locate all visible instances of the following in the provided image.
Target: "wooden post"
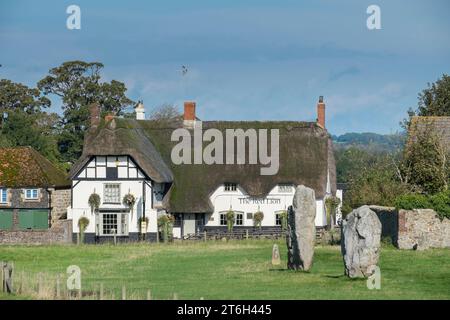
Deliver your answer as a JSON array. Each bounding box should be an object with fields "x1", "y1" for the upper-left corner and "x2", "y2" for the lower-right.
[
  {"x1": 204, "y1": 231, "x2": 207, "y2": 242},
  {"x1": 173, "y1": 292, "x2": 178, "y2": 300},
  {"x1": 156, "y1": 230, "x2": 160, "y2": 243},
  {"x1": 56, "y1": 275, "x2": 61, "y2": 299},
  {"x1": 77, "y1": 233, "x2": 80, "y2": 245},
  {"x1": 10, "y1": 262, "x2": 14, "y2": 293},
  {"x1": 100, "y1": 283, "x2": 104, "y2": 300},
  {"x1": 122, "y1": 286, "x2": 126, "y2": 300},
  {"x1": 38, "y1": 273, "x2": 43, "y2": 297},
  {"x1": 146, "y1": 289, "x2": 152, "y2": 300},
  {"x1": 19, "y1": 271, "x2": 24, "y2": 294},
  {"x1": 246, "y1": 229, "x2": 249, "y2": 240},
  {"x1": 1, "y1": 261, "x2": 4, "y2": 293}
]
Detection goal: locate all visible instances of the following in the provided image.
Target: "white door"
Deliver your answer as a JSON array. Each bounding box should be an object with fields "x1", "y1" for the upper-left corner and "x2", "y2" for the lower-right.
[{"x1": 183, "y1": 214, "x2": 196, "y2": 236}]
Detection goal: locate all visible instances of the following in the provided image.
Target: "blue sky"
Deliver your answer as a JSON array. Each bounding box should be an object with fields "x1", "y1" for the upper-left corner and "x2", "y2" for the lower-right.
[{"x1": 1, "y1": 0, "x2": 449, "y2": 135}]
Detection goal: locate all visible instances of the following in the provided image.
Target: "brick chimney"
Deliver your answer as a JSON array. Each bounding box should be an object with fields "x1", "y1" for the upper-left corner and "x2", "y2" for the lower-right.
[
  {"x1": 184, "y1": 101, "x2": 196, "y2": 121},
  {"x1": 317, "y1": 96, "x2": 325, "y2": 128},
  {"x1": 89, "y1": 103, "x2": 100, "y2": 128},
  {"x1": 183, "y1": 101, "x2": 196, "y2": 128}
]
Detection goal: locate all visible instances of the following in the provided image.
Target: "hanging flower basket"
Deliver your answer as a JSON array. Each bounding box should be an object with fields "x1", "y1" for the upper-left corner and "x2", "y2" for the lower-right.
[
  {"x1": 123, "y1": 193, "x2": 136, "y2": 213},
  {"x1": 88, "y1": 193, "x2": 101, "y2": 215}
]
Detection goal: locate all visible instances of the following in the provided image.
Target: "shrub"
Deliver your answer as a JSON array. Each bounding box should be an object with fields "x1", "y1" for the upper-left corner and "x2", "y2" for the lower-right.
[
  {"x1": 77, "y1": 216, "x2": 90, "y2": 244},
  {"x1": 279, "y1": 210, "x2": 288, "y2": 231},
  {"x1": 225, "y1": 210, "x2": 235, "y2": 232},
  {"x1": 429, "y1": 190, "x2": 450, "y2": 219},
  {"x1": 394, "y1": 194, "x2": 430, "y2": 210},
  {"x1": 253, "y1": 211, "x2": 264, "y2": 229},
  {"x1": 158, "y1": 214, "x2": 174, "y2": 243},
  {"x1": 395, "y1": 191, "x2": 450, "y2": 220}
]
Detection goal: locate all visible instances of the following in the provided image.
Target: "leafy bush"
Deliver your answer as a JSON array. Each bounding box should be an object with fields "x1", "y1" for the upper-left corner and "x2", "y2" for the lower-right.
[
  {"x1": 253, "y1": 211, "x2": 264, "y2": 229},
  {"x1": 225, "y1": 210, "x2": 235, "y2": 232},
  {"x1": 429, "y1": 190, "x2": 450, "y2": 219},
  {"x1": 394, "y1": 194, "x2": 430, "y2": 210},
  {"x1": 395, "y1": 190, "x2": 450, "y2": 220},
  {"x1": 158, "y1": 214, "x2": 175, "y2": 243},
  {"x1": 77, "y1": 216, "x2": 90, "y2": 244}
]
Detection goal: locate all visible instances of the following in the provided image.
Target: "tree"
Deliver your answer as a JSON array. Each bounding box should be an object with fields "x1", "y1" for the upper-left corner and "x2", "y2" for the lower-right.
[
  {"x1": 343, "y1": 153, "x2": 411, "y2": 213},
  {"x1": 0, "y1": 110, "x2": 61, "y2": 163},
  {"x1": 149, "y1": 104, "x2": 181, "y2": 121},
  {"x1": 37, "y1": 61, "x2": 135, "y2": 163},
  {"x1": 325, "y1": 196, "x2": 341, "y2": 229},
  {"x1": 0, "y1": 79, "x2": 50, "y2": 113},
  {"x1": 402, "y1": 74, "x2": 450, "y2": 129},
  {"x1": 401, "y1": 125, "x2": 449, "y2": 194}
]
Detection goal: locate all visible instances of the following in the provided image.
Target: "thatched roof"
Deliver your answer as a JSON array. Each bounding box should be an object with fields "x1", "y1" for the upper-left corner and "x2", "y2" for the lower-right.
[
  {"x1": 72, "y1": 117, "x2": 336, "y2": 213},
  {"x1": 0, "y1": 146, "x2": 70, "y2": 188}
]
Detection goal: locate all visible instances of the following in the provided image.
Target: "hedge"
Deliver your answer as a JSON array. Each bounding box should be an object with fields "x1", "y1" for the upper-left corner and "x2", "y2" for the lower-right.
[{"x1": 395, "y1": 190, "x2": 450, "y2": 220}]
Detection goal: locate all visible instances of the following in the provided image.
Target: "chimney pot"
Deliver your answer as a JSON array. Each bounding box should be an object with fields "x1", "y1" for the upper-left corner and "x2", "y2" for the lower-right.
[
  {"x1": 317, "y1": 96, "x2": 326, "y2": 128},
  {"x1": 135, "y1": 101, "x2": 145, "y2": 120}
]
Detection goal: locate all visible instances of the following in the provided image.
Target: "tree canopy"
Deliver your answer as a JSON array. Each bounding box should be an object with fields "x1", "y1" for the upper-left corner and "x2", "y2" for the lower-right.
[{"x1": 37, "y1": 60, "x2": 135, "y2": 163}]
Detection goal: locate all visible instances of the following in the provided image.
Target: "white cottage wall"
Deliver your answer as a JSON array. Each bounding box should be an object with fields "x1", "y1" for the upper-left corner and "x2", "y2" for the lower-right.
[{"x1": 208, "y1": 185, "x2": 328, "y2": 228}]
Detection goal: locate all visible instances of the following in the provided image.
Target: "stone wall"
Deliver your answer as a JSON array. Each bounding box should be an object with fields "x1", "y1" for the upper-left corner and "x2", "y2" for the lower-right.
[
  {"x1": 369, "y1": 205, "x2": 398, "y2": 246},
  {"x1": 50, "y1": 188, "x2": 71, "y2": 225},
  {"x1": 0, "y1": 220, "x2": 72, "y2": 244},
  {"x1": 398, "y1": 209, "x2": 450, "y2": 250}
]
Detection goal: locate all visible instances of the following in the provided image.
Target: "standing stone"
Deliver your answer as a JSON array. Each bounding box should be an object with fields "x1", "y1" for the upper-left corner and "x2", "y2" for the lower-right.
[
  {"x1": 341, "y1": 205, "x2": 382, "y2": 278},
  {"x1": 286, "y1": 185, "x2": 316, "y2": 271},
  {"x1": 272, "y1": 244, "x2": 281, "y2": 266}
]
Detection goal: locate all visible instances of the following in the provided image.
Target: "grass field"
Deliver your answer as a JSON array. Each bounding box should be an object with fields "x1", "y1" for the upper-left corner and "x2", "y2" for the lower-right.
[{"x1": 0, "y1": 240, "x2": 449, "y2": 300}]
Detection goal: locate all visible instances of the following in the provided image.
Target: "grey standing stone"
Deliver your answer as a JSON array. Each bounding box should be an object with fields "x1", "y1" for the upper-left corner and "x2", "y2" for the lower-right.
[
  {"x1": 272, "y1": 244, "x2": 281, "y2": 266},
  {"x1": 286, "y1": 185, "x2": 316, "y2": 271},
  {"x1": 341, "y1": 205, "x2": 382, "y2": 278}
]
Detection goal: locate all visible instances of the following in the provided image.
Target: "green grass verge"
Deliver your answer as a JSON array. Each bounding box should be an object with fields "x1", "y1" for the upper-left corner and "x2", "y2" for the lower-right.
[{"x1": 0, "y1": 240, "x2": 449, "y2": 300}]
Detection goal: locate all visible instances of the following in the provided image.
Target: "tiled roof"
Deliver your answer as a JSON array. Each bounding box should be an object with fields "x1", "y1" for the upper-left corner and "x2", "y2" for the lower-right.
[{"x1": 0, "y1": 146, "x2": 70, "y2": 188}]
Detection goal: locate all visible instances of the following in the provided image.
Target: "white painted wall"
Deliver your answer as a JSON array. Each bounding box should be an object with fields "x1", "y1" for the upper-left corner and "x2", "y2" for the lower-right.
[
  {"x1": 68, "y1": 156, "x2": 157, "y2": 235},
  {"x1": 207, "y1": 184, "x2": 328, "y2": 227},
  {"x1": 336, "y1": 189, "x2": 344, "y2": 224}
]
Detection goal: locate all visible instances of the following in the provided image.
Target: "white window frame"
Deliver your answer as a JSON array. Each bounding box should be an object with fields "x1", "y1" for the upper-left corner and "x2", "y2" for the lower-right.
[
  {"x1": 103, "y1": 183, "x2": 121, "y2": 204},
  {"x1": 278, "y1": 185, "x2": 293, "y2": 193},
  {"x1": 224, "y1": 183, "x2": 237, "y2": 192},
  {"x1": 24, "y1": 189, "x2": 39, "y2": 200},
  {"x1": 219, "y1": 213, "x2": 227, "y2": 226},
  {"x1": 0, "y1": 188, "x2": 8, "y2": 203},
  {"x1": 235, "y1": 212, "x2": 243, "y2": 226},
  {"x1": 275, "y1": 213, "x2": 282, "y2": 226},
  {"x1": 99, "y1": 212, "x2": 129, "y2": 236}
]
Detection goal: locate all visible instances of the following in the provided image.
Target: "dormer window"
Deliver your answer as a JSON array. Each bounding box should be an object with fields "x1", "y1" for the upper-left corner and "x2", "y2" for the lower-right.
[
  {"x1": 224, "y1": 183, "x2": 237, "y2": 192},
  {"x1": 278, "y1": 185, "x2": 293, "y2": 193},
  {"x1": 25, "y1": 189, "x2": 39, "y2": 200}
]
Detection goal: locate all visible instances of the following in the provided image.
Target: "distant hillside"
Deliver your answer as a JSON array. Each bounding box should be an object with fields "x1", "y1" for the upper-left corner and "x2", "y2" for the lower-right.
[{"x1": 331, "y1": 132, "x2": 406, "y2": 152}]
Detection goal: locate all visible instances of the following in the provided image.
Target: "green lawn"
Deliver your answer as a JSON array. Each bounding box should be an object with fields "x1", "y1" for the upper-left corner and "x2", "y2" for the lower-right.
[{"x1": 0, "y1": 240, "x2": 449, "y2": 300}]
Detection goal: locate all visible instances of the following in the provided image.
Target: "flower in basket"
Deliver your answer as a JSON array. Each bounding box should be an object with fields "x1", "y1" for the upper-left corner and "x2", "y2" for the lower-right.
[{"x1": 123, "y1": 193, "x2": 136, "y2": 213}]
